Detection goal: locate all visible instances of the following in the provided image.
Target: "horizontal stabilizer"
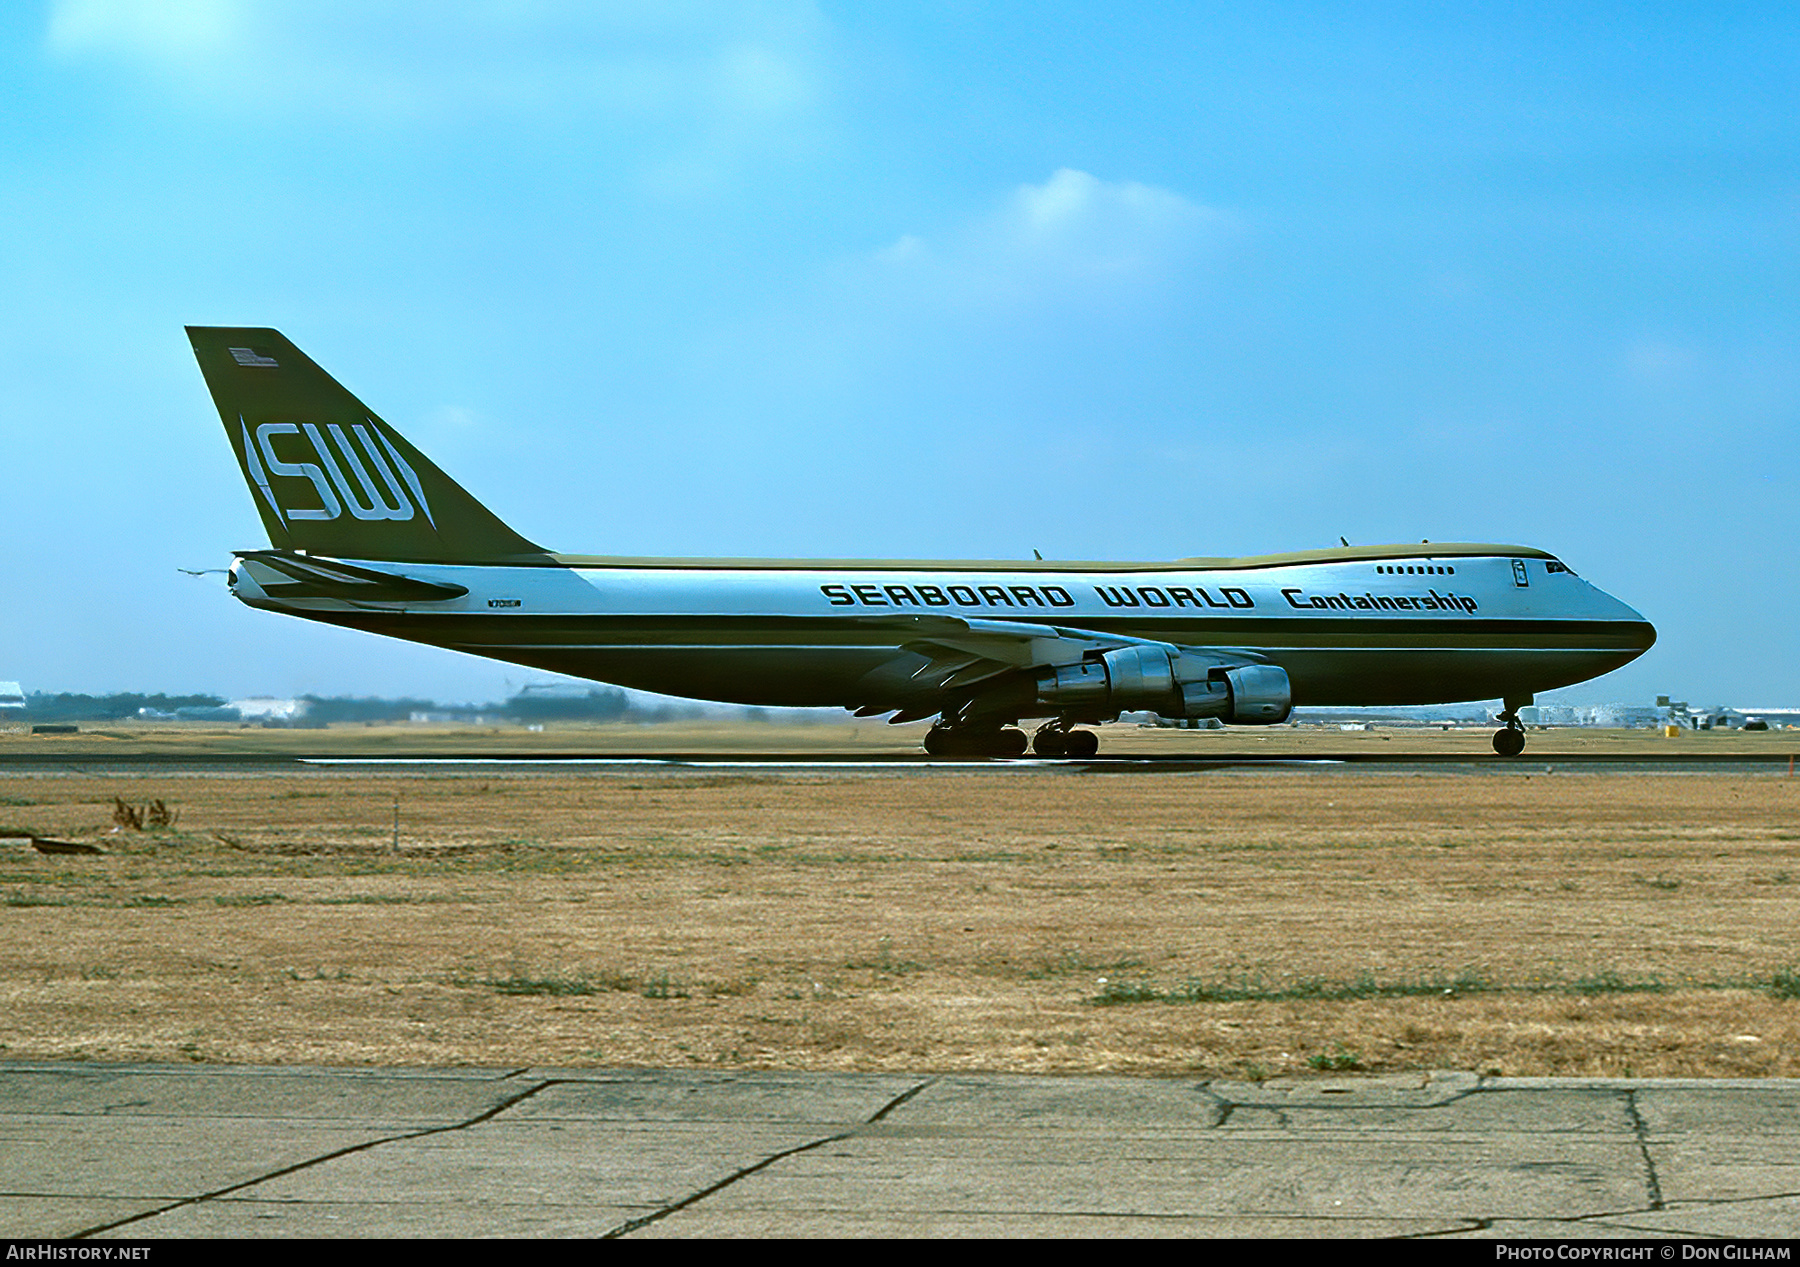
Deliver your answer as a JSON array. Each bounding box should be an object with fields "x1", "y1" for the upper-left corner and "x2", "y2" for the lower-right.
[{"x1": 237, "y1": 550, "x2": 469, "y2": 603}]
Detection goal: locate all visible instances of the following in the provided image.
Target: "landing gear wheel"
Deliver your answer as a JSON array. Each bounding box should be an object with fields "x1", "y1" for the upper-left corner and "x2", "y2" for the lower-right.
[
  {"x1": 1492, "y1": 696, "x2": 1530, "y2": 758},
  {"x1": 1062, "y1": 729, "x2": 1099, "y2": 758},
  {"x1": 924, "y1": 723, "x2": 1028, "y2": 758},
  {"x1": 1032, "y1": 722, "x2": 1097, "y2": 758},
  {"x1": 924, "y1": 726, "x2": 977, "y2": 757},
  {"x1": 1492, "y1": 727, "x2": 1526, "y2": 757}
]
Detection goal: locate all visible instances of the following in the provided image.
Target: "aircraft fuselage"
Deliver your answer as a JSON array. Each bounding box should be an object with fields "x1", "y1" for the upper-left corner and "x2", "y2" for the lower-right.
[{"x1": 230, "y1": 545, "x2": 1655, "y2": 712}]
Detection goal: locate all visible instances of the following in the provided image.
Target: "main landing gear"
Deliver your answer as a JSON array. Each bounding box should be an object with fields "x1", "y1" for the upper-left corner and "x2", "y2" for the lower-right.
[
  {"x1": 1492, "y1": 695, "x2": 1531, "y2": 757},
  {"x1": 922, "y1": 718, "x2": 1100, "y2": 759},
  {"x1": 922, "y1": 721, "x2": 1028, "y2": 758},
  {"x1": 1031, "y1": 721, "x2": 1098, "y2": 759}
]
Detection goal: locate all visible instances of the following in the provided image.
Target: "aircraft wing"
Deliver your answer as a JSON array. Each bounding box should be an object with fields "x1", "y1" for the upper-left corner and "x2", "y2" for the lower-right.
[{"x1": 845, "y1": 613, "x2": 1267, "y2": 722}]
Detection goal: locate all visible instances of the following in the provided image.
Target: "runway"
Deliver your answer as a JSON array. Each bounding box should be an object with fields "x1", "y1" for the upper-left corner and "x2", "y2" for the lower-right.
[
  {"x1": 2, "y1": 749, "x2": 1795, "y2": 776},
  {"x1": 6, "y1": 1062, "x2": 1798, "y2": 1238}
]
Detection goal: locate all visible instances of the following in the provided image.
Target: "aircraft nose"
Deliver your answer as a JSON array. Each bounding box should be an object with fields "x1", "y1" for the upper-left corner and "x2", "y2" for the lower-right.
[{"x1": 1606, "y1": 591, "x2": 1657, "y2": 658}]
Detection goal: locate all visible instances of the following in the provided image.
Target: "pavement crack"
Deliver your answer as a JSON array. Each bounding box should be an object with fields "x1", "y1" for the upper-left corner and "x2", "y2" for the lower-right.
[
  {"x1": 1623, "y1": 1089, "x2": 1665, "y2": 1210},
  {"x1": 68, "y1": 1077, "x2": 562, "y2": 1239},
  {"x1": 602, "y1": 1131, "x2": 855, "y2": 1238},
  {"x1": 1552, "y1": 1183, "x2": 1800, "y2": 1231},
  {"x1": 1189, "y1": 1082, "x2": 1233, "y2": 1125},
  {"x1": 1407, "y1": 1216, "x2": 1491, "y2": 1237},
  {"x1": 1680, "y1": 1185, "x2": 1800, "y2": 1208},
  {"x1": 602, "y1": 1079, "x2": 936, "y2": 1238},
  {"x1": 867, "y1": 1076, "x2": 937, "y2": 1123}
]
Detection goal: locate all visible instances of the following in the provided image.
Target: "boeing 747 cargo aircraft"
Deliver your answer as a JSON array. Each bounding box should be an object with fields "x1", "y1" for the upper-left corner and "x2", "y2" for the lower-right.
[{"x1": 189, "y1": 327, "x2": 1656, "y2": 758}]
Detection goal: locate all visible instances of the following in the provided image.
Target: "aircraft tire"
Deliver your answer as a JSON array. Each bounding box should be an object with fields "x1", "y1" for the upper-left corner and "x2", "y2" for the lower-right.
[
  {"x1": 1492, "y1": 727, "x2": 1526, "y2": 757},
  {"x1": 1062, "y1": 729, "x2": 1099, "y2": 758},
  {"x1": 925, "y1": 725, "x2": 1024, "y2": 759},
  {"x1": 1032, "y1": 727, "x2": 1068, "y2": 758}
]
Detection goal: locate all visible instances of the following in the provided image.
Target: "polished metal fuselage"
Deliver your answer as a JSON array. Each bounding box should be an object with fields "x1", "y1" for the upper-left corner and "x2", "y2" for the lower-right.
[{"x1": 230, "y1": 546, "x2": 1656, "y2": 710}]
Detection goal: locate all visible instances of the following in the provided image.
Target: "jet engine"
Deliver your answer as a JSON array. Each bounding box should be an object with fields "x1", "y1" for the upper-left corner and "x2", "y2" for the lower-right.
[{"x1": 1035, "y1": 647, "x2": 1290, "y2": 724}]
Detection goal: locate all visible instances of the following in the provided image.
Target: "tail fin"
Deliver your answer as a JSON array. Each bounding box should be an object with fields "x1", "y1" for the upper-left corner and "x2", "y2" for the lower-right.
[{"x1": 188, "y1": 326, "x2": 546, "y2": 563}]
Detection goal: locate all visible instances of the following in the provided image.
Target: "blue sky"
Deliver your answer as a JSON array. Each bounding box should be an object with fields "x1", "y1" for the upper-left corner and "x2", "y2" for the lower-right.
[{"x1": 2, "y1": 2, "x2": 1795, "y2": 706}]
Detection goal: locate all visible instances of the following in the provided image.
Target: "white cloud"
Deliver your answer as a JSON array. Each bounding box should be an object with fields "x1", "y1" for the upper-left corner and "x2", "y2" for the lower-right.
[
  {"x1": 1005, "y1": 168, "x2": 1210, "y2": 268},
  {"x1": 44, "y1": 0, "x2": 829, "y2": 144},
  {"x1": 47, "y1": 0, "x2": 245, "y2": 60},
  {"x1": 706, "y1": 170, "x2": 1238, "y2": 448},
  {"x1": 874, "y1": 169, "x2": 1234, "y2": 307}
]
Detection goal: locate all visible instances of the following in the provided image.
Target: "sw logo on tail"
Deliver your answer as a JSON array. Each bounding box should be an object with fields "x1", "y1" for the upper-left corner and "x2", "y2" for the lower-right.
[{"x1": 240, "y1": 419, "x2": 434, "y2": 527}]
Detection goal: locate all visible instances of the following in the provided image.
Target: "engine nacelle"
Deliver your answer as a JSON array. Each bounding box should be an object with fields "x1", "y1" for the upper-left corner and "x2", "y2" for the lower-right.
[
  {"x1": 1036, "y1": 648, "x2": 1290, "y2": 725},
  {"x1": 1198, "y1": 663, "x2": 1291, "y2": 724}
]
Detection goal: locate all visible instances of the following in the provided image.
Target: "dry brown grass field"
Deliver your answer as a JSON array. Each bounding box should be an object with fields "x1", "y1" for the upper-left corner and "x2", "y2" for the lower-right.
[{"x1": 2, "y1": 722, "x2": 1798, "y2": 1078}]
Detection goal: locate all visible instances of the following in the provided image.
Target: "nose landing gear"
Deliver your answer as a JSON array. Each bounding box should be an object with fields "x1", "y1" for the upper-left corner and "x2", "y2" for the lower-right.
[{"x1": 1492, "y1": 695, "x2": 1531, "y2": 757}]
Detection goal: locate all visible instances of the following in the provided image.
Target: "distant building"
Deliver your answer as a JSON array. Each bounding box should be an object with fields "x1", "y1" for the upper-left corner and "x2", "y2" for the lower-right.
[
  {"x1": 1518, "y1": 705, "x2": 1581, "y2": 727},
  {"x1": 1728, "y1": 708, "x2": 1800, "y2": 729},
  {"x1": 1588, "y1": 704, "x2": 1664, "y2": 729},
  {"x1": 174, "y1": 705, "x2": 241, "y2": 722},
  {"x1": 1654, "y1": 698, "x2": 1800, "y2": 730},
  {"x1": 0, "y1": 682, "x2": 23, "y2": 712},
  {"x1": 1513, "y1": 703, "x2": 1661, "y2": 728},
  {"x1": 227, "y1": 697, "x2": 307, "y2": 723}
]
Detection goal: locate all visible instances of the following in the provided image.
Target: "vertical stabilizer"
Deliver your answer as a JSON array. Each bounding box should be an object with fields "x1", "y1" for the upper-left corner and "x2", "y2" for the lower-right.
[{"x1": 188, "y1": 326, "x2": 546, "y2": 563}]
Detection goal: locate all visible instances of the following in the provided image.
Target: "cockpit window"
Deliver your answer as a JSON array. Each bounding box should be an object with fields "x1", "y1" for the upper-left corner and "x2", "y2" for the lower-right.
[{"x1": 1545, "y1": 560, "x2": 1573, "y2": 575}]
